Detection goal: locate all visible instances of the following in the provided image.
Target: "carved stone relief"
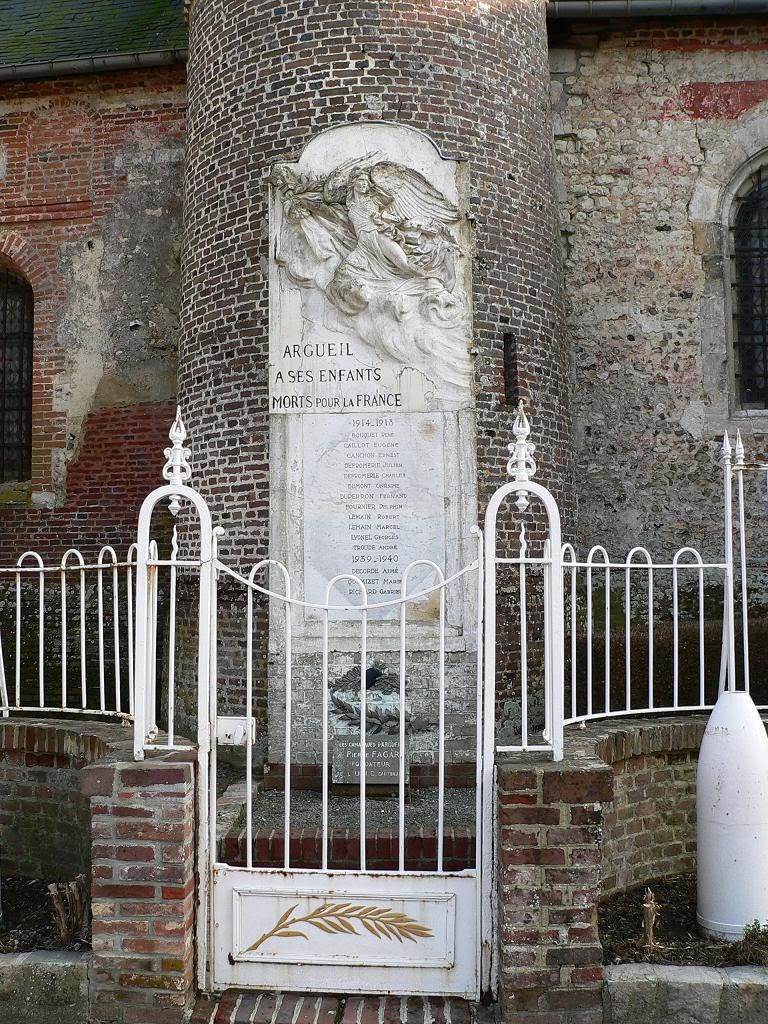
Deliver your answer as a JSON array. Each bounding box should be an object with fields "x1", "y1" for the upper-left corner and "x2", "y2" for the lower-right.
[{"x1": 268, "y1": 127, "x2": 472, "y2": 412}]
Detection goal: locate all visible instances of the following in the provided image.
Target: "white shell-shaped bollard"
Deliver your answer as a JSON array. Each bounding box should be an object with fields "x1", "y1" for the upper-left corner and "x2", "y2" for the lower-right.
[{"x1": 697, "y1": 690, "x2": 768, "y2": 939}]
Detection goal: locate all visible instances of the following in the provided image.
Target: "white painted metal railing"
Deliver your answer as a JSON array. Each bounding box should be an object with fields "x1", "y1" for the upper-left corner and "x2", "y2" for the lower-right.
[
  {"x1": 0, "y1": 406, "x2": 760, "y2": 775},
  {"x1": 0, "y1": 544, "x2": 137, "y2": 720},
  {"x1": 487, "y1": 404, "x2": 565, "y2": 759},
  {"x1": 556, "y1": 428, "x2": 762, "y2": 730},
  {"x1": 215, "y1": 548, "x2": 486, "y2": 874},
  {"x1": 561, "y1": 544, "x2": 731, "y2": 724}
]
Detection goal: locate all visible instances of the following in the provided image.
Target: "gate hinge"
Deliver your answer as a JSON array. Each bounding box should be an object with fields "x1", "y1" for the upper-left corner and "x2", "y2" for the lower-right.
[{"x1": 215, "y1": 716, "x2": 256, "y2": 746}]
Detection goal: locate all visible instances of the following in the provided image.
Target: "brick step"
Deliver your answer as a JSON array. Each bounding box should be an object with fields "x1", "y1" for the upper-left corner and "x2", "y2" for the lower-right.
[
  {"x1": 220, "y1": 827, "x2": 476, "y2": 871},
  {"x1": 189, "y1": 992, "x2": 481, "y2": 1024}
]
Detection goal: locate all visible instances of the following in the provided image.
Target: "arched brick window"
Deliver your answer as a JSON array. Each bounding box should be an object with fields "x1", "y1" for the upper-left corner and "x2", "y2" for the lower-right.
[
  {"x1": 0, "y1": 266, "x2": 33, "y2": 482},
  {"x1": 732, "y1": 162, "x2": 768, "y2": 408}
]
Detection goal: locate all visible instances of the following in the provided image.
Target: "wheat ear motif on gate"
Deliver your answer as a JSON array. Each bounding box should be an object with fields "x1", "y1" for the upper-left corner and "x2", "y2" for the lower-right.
[{"x1": 247, "y1": 901, "x2": 433, "y2": 952}]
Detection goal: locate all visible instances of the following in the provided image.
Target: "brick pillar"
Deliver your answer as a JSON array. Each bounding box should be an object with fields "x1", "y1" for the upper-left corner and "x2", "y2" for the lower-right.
[
  {"x1": 497, "y1": 757, "x2": 613, "y2": 1023},
  {"x1": 82, "y1": 751, "x2": 197, "y2": 1024}
]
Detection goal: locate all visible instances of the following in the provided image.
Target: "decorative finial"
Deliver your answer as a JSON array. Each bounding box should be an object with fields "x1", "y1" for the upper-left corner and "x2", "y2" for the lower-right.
[
  {"x1": 722, "y1": 431, "x2": 732, "y2": 458},
  {"x1": 163, "y1": 406, "x2": 192, "y2": 516},
  {"x1": 507, "y1": 400, "x2": 537, "y2": 511},
  {"x1": 734, "y1": 430, "x2": 745, "y2": 468}
]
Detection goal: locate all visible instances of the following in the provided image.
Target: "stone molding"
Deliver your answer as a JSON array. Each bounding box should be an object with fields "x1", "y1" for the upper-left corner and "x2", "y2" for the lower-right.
[{"x1": 689, "y1": 101, "x2": 768, "y2": 434}]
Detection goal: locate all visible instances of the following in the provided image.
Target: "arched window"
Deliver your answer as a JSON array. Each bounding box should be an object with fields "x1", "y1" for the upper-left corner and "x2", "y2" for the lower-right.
[
  {"x1": 731, "y1": 162, "x2": 768, "y2": 408},
  {"x1": 0, "y1": 267, "x2": 33, "y2": 482}
]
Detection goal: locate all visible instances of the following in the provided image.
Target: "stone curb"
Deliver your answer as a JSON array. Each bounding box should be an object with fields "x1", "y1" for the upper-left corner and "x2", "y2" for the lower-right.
[
  {"x1": 604, "y1": 963, "x2": 768, "y2": 1024},
  {"x1": 0, "y1": 949, "x2": 90, "y2": 1024}
]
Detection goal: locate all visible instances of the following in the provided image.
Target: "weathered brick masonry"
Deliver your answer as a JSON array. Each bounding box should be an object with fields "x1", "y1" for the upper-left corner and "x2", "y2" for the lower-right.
[
  {"x1": 550, "y1": 17, "x2": 768, "y2": 563},
  {"x1": 221, "y1": 824, "x2": 475, "y2": 872},
  {"x1": 83, "y1": 746, "x2": 197, "y2": 1024},
  {"x1": 0, "y1": 719, "x2": 109, "y2": 879},
  {"x1": 497, "y1": 716, "x2": 712, "y2": 1023},
  {"x1": 598, "y1": 717, "x2": 703, "y2": 896},
  {"x1": 0, "y1": 719, "x2": 196, "y2": 1024},
  {"x1": 182, "y1": 0, "x2": 573, "y2": 552},
  {"x1": 498, "y1": 752, "x2": 610, "y2": 1023},
  {"x1": 0, "y1": 67, "x2": 185, "y2": 560},
  {"x1": 0, "y1": 398, "x2": 175, "y2": 563}
]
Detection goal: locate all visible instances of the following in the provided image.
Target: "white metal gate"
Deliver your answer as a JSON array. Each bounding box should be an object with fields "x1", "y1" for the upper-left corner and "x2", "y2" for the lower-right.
[
  {"x1": 131, "y1": 406, "x2": 566, "y2": 999},
  {"x1": 207, "y1": 545, "x2": 490, "y2": 998}
]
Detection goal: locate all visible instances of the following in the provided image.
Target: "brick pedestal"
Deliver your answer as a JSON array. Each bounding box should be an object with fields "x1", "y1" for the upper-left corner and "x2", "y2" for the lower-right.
[
  {"x1": 497, "y1": 754, "x2": 612, "y2": 1023},
  {"x1": 82, "y1": 749, "x2": 197, "y2": 1024}
]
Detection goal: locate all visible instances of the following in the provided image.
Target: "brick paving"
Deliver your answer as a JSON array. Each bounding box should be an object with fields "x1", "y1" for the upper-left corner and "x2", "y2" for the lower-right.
[{"x1": 189, "y1": 992, "x2": 477, "y2": 1024}]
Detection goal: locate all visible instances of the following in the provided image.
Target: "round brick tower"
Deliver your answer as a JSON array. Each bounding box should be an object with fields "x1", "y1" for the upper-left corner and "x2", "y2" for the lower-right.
[{"x1": 180, "y1": 0, "x2": 573, "y2": 561}]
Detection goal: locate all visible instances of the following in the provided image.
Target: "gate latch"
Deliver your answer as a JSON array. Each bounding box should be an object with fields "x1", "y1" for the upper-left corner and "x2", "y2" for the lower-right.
[{"x1": 216, "y1": 716, "x2": 256, "y2": 746}]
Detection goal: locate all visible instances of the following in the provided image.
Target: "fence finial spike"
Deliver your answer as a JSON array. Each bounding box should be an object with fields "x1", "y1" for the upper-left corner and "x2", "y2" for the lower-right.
[
  {"x1": 163, "y1": 406, "x2": 192, "y2": 516},
  {"x1": 513, "y1": 399, "x2": 530, "y2": 441},
  {"x1": 722, "y1": 431, "x2": 732, "y2": 457},
  {"x1": 735, "y1": 429, "x2": 745, "y2": 467},
  {"x1": 507, "y1": 400, "x2": 537, "y2": 511}
]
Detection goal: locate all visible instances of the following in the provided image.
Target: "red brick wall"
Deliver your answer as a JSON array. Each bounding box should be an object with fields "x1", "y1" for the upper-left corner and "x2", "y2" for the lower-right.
[
  {"x1": 83, "y1": 750, "x2": 197, "y2": 1024},
  {"x1": 497, "y1": 755, "x2": 610, "y2": 1023},
  {"x1": 496, "y1": 716, "x2": 723, "y2": 1021},
  {"x1": 222, "y1": 825, "x2": 474, "y2": 872},
  {"x1": 0, "y1": 720, "x2": 109, "y2": 880},
  {"x1": 0, "y1": 67, "x2": 185, "y2": 560},
  {"x1": 0, "y1": 399, "x2": 176, "y2": 562},
  {"x1": 0, "y1": 720, "x2": 198, "y2": 1024},
  {"x1": 597, "y1": 719, "x2": 704, "y2": 897}
]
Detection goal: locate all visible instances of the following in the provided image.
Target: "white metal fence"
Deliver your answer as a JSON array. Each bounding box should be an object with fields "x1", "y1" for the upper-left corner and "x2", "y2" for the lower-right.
[
  {"x1": 214, "y1": 550, "x2": 485, "y2": 875},
  {"x1": 558, "y1": 429, "x2": 762, "y2": 732},
  {"x1": 0, "y1": 407, "x2": 760, "y2": 762},
  {"x1": 0, "y1": 545, "x2": 137, "y2": 720}
]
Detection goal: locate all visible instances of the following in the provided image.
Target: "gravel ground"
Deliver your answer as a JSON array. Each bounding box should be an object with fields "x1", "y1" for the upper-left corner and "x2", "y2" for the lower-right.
[{"x1": 223, "y1": 784, "x2": 477, "y2": 834}]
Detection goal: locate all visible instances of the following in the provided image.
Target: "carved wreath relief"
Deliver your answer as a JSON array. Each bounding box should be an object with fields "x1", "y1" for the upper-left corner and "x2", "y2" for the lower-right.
[
  {"x1": 270, "y1": 153, "x2": 472, "y2": 401},
  {"x1": 330, "y1": 661, "x2": 435, "y2": 736}
]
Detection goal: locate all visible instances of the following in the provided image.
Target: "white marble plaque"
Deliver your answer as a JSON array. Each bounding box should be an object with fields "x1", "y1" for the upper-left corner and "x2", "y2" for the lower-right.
[
  {"x1": 332, "y1": 735, "x2": 409, "y2": 785},
  {"x1": 303, "y1": 412, "x2": 445, "y2": 618},
  {"x1": 268, "y1": 122, "x2": 472, "y2": 415}
]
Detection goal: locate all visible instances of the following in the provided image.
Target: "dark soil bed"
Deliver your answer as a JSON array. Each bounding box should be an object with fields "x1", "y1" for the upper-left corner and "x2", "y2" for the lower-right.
[
  {"x1": 600, "y1": 874, "x2": 768, "y2": 967},
  {"x1": 0, "y1": 877, "x2": 90, "y2": 954}
]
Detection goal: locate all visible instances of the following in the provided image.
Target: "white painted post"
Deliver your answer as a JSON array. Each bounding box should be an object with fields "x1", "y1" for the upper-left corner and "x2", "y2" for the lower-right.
[
  {"x1": 722, "y1": 433, "x2": 737, "y2": 693},
  {"x1": 485, "y1": 404, "x2": 565, "y2": 759},
  {"x1": 697, "y1": 690, "x2": 768, "y2": 938},
  {"x1": 734, "y1": 431, "x2": 750, "y2": 692}
]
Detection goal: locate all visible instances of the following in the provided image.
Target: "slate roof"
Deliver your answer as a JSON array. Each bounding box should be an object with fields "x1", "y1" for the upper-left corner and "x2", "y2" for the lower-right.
[{"x1": 0, "y1": 1, "x2": 187, "y2": 71}]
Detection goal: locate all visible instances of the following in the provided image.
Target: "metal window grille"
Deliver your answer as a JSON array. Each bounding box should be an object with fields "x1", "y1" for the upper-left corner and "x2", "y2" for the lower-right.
[
  {"x1": 0, "y1": 269, "x2": 33, "y2": 482},
  {"x1": 732, "y1": 164, "x2": 768, "y2": 408}
]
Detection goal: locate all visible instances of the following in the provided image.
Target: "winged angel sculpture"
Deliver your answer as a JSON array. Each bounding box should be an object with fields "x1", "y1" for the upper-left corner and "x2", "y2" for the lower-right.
[{"x1": 270, "y1": 155, "x2": 472, "y2": 398}]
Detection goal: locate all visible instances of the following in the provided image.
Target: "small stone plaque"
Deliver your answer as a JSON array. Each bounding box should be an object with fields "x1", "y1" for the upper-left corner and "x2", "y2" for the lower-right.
[{"x1": 332, "y1": 734, "x2": 409, "y2": 785}]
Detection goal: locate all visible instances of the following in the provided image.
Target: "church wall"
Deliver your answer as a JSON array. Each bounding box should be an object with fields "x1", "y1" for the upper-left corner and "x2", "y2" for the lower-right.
[
  {"x1": 0, "y1": 67, "x2": 185, "y2": 561},
  {"x1": 551, "y1": 17, "x2": 768, "y2": 571}
]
